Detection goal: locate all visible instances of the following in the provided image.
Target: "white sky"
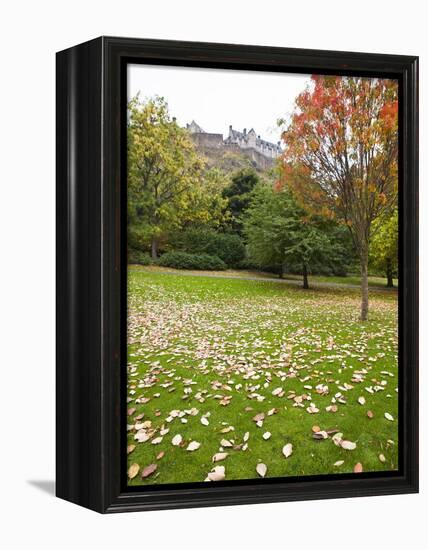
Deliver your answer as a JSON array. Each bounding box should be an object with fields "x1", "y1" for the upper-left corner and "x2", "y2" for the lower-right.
[{"x1": 128, "y1": 64, "x2": 311, "y2": 144}]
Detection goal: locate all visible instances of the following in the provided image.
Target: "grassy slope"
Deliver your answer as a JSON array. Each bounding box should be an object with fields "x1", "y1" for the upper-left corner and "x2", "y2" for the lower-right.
[{"x1": 127, "y1": 270, "x2": 398, "y2": 486}]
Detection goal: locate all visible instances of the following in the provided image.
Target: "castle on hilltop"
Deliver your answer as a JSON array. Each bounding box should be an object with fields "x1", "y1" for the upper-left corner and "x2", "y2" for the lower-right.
[{"x1": 186, "y1": 120, "x2": 282, "y2": 169}]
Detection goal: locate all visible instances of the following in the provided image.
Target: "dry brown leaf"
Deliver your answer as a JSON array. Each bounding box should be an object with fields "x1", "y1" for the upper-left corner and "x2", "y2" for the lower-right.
[
  {"x1": 367, "y1": 410, "x2": 374, "y2": 418},
  {"x1": 127, "y1": 444, "x2": 136, "y2": 455},
  {"x1": 156, "y1": 451, "x2": 165, "y2": 460},
  {"x1": 354, "y1": 462, "x2": 363, "y2": 473},
  {"x1": 141, "y1": 463, "x2": 157, "y2": 478},
  {"x1": 312, "y1": 430, "x2": 328, "y2": 440},
  {"x1": 312, "y1": 425, "x2": 321, "y2": 433},
  {"x1": 128, "y1": 463, "x2": 140, "y2": 480}
]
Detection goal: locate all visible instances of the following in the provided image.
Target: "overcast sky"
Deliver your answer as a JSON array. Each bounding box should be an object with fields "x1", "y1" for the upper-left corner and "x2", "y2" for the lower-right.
[{"x1": 128, "y1": 64, "x2": 311, "y2": 144}]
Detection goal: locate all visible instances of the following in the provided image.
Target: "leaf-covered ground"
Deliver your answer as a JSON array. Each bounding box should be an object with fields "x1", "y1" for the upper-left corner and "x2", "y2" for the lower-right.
[{"x1": 127, "y1": 269, "x2": 398, "y2": 486}]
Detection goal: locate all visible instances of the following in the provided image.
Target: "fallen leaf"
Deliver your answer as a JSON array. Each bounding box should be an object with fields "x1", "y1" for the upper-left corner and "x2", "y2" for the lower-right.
[
  {"x1": 354, "y1": 462, "x2": 363, "y2": 473},
  {"x1": 172, "y1": 434, "x2": 182, "y2": 446},
  {"x1": 128, "y1": 463, "x2": 140, "y2": 479},
  {"x1": 282, "y1": 443, "x2": 293, "y2": 458},
  {"x1": 312, "y1": 430, "x2": 328, "y2": 440},
  {"x1": 379, "y1": 454, "x2": 386, "y2": 463},
  {"x1": 367, "y1": 410, "x2": 374, "y2": 419},
  {"x1": 220, "y1": 439, "x2": 233, "y2": 448},
  {"x1": 207, "y1": 466, "x2": 225, "y2": 481},
  {"x1": 186, "y1": 441, "x2": 201, "y2": 451},
  {"x1": 141, "y1": 463, "x2": 157, "y2": 478},
  {"x1": 332, "y1": 432, "x2": 343, "y2": 446},
  {"x1": 212, "y1": 452, "x2": 228, "y2": 462},
  {"x1": 134, "y1": 431, "x2": 151, "y2": 443},
  {"x1": 358, "y1": 396, "x2": 366, "y2": 405},
  {"x1": 151, "y1": 436, "x2": 163, "y2": 445},
  {"x1": 220, "y1": 426, "x2": 234, "y2": 433},
  {"x1": 156, "y1": 451, "x2": 165, "y2": 460},
  {"x1": 201, "y1": 417, "x2": 209, "y2": 426},
  {"x1": 127, "y1": 444, "x2": 136, "y2": 455},
  {"x1": 243, "y1": 431, "x2": 250, "y2": 442},
  {"x1": 312, "y1": 425, "x2": 321, "y2": 433},
  {"x1": 256, "y1": 463, "x2": 267, "y2": 478},
  {"x1": 334, "y1": 460, "x2": 344, "y2": 467},
  {"x1": 341, "y1": 440, "x2": 357, "y2": 451},
  {"x1": 263, "y1": 432, "x2": 271, "y2": 440},
  {"x1": 384, "y1": 412, "x2": 394, "y2": 421}
]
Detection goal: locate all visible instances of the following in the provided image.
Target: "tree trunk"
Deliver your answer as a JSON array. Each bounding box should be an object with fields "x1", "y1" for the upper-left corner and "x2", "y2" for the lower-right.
[
  {"x1": 302, "y1": 263, "x2": 309, "y2": 289},
  {"x1": 151, "y1": 235, "x2": 158, "y2": 259},
  {"x1": 279, "y1": 264, "x2": 285, "y2": 279},
  {"x1": 386, "y1": 258, "x2": 394, "y2": 287},
  {"x1": 360, "y1": 247, "x2": 369, "y2": 321}
]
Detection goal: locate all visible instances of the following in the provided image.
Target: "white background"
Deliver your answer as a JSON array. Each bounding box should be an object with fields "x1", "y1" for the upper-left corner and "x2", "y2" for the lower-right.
[{"x1": 0, "y1": 1, "x2": 425, "y2": 548}]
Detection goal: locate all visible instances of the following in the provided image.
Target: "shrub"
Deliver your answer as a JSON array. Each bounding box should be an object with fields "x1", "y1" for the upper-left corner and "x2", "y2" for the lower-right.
[
  {"x1": 158, "y1": 251, "x2": 226, "y2": 271},
  {"x1": 172, "y1": 229, "x2": 245, "y2": 267},
  {"x1": 128, "y1": 249, "x2": 151, "y2": 265}
]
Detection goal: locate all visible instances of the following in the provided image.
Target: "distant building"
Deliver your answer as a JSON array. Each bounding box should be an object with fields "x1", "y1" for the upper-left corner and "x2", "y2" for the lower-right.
[
  {"x1": 225, "y1": 125, "x2": 282, "y2": 159},
  {"x1": 186, "y1": 121, "x2": 223, "y2": 149},
  {"x1": 186, "y1": 120, "x2": 282, "y2": 163}
]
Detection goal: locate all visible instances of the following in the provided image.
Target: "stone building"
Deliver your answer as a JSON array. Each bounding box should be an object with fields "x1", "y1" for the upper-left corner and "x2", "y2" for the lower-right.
[
  {"x1": 186, "y1": 121, "x2": 224, "y2": 149},
  {"x1": 224, "y1": 125, "x2": 282, "y2": 159},
  {"x1": 186, "y1": 120, "x2": 282, "y2": 163}
]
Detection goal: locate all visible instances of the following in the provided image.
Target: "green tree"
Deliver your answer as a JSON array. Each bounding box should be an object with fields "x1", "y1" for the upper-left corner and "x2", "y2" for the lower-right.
[
  {"x1": 222, "y1": 169, "x2": 260, "y2": 234},
  {"x1": 128, "y1": 95, "x2": 206, "y2": 258},
  {"x1": 243, "y1": 185, "x2": 335, "y2": 288},
  {"x1": 369, "y1": 209, "x2": 398, "y2": 287}
]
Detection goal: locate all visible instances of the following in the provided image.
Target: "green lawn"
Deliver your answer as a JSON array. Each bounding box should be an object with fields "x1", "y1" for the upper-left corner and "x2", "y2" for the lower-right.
[
  {"x1": 127, "y1": 270, "x2": 398, "y2": 486},
  {"x1": 130, "y1": 264, "x2": 397, "y2": 289}
]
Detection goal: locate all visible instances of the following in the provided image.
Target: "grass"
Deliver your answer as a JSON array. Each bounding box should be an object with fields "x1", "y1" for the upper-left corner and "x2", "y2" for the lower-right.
[
  {"x1": 130, "y1": 264, "x2": 398, "y2": 289},
  {"x1": 127, "y1": 269, "x2": 398, "y2": 486}
]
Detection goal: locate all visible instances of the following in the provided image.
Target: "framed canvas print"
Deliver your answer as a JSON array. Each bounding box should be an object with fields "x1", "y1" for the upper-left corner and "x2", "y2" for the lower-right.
[{"x1": 56, "y1": 37, "x2": 418, "y2": 513}]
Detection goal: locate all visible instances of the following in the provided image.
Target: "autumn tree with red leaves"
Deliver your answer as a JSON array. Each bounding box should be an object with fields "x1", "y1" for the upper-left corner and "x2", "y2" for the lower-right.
[{"x1": 279, "y1": 76, "x2": 398, "y2": 320}]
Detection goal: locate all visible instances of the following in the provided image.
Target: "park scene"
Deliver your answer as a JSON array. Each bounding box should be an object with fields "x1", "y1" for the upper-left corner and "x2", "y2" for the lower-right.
[{"x1": 126, "y1": 65, "x2": 398, "y2": 486}]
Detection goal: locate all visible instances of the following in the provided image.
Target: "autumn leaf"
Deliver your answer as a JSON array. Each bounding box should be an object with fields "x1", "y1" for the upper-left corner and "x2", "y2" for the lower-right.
[
  {"x1": 282, "y1": 443, "x2": 293, "y2": 458},
  {"x1": 256, "y1": 463, "x2": 267, "y2": 478},
  {"x1": 128, "y1": 463, "x2": 140, "y2": 480},
  {"x1": 141, "y1": 463, "x2": 157, "y2": 479}
]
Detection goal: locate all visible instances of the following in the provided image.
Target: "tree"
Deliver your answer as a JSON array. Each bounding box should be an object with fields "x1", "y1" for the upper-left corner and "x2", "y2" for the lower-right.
[
  {"x1": 222, "y1": 168, "x2": 260, "y2": 234},
  {"x1": 243, "y1": 185, "x2": 335, "y2": 288},
  {"x1": 128, "y1": 95, "x2": 206, "y2": 258},
  {"x1": 279, "y1": 76, "x2": 398, "y2": 319},
  {"x1": 369, "y1": 209, "x2": 398, "y2": 287}
]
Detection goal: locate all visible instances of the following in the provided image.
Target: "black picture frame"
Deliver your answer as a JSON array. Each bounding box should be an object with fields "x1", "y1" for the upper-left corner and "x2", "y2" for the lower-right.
[{"x1": 56, "y1": 36, "x2": 418, "y2": 513}]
